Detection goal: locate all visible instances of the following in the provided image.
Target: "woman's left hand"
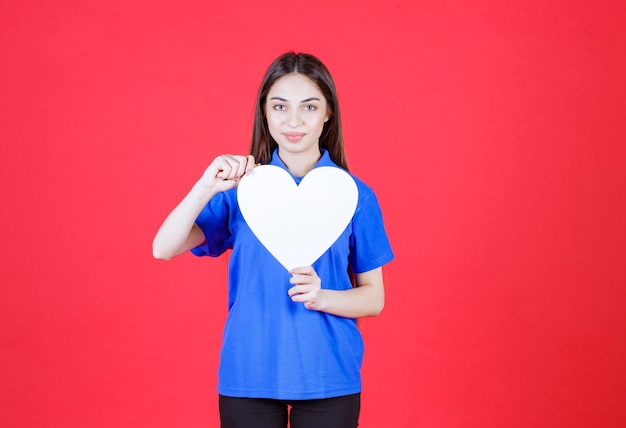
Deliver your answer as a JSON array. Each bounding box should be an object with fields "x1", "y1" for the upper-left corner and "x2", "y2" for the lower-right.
[{"x1": 288, "y1": 266, "x2": 323, "y2": 311}]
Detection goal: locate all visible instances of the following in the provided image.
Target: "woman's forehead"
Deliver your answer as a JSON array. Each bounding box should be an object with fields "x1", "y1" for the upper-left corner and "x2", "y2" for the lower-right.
[{"x1": 268, "y1": 73, "x2": 325, "y2": 100}]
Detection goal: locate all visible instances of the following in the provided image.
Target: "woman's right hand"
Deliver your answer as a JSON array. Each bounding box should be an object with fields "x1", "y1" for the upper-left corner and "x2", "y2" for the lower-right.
[
  {"x1": 152, "y1": 154, "x2": 257, "y2": 260},
  {"x1": 198, "y1": 154, "x2": 257, "y2": 193}
]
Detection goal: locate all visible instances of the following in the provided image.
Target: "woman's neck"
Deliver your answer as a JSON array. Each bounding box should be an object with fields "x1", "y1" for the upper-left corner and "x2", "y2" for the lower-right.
[{"x1": 278, "y1": 149, "x2": 322, "y2": 177}]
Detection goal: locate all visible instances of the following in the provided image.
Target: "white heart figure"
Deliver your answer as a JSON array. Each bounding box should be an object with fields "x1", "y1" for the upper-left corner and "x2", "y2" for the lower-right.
[{"x1": 237, "y1": 165, "x2": 358, "y2": 271}]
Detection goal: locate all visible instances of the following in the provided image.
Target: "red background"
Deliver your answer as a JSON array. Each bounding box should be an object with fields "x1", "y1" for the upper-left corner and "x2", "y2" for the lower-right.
[{"x1": 2, "y1": 1, "x2": 625, "y2": 427}]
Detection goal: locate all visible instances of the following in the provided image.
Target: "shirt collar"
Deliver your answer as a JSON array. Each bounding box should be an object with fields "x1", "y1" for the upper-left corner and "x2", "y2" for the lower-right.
[{"x1": 269, "y1": 148, "x2": 338, "y2": 180}]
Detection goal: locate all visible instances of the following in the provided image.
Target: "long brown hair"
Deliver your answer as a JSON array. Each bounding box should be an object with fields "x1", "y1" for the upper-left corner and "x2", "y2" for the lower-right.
[{"x1": 249, "y1": 52, "x2": 349, "y2": 170}]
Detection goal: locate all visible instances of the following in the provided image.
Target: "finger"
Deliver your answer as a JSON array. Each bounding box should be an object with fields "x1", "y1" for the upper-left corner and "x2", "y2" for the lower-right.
[
  {"x1": 233, "y1": 155, "x2": 248, "y2": 179},
  {"x1": 288, "y1": 285, "x2": 307, "y2": 297},
  {"x1": 289, "y1": 275, "x2": 315, "y2": 287},
  {"x1": 213, "y1": 155, "x2": 234, "y2": 180},
  {"x1": 215, "y1": 162, "x2": 232, "y2": 180},
  {"x1": 291, "y1": 293, "x2": 309, "y2": 303},
  {"x1": 290, "y1": 290, "x2": 314, "y2": 303},
  {"x1": 245, "y1": 155, "x2": 256, "y2": 175},
  {"x1": 224, "y1": 155, "x2": 243, "y2": 180},
  {"x1": 289, "y1": 266, "x2": 314, "y2": 276}
]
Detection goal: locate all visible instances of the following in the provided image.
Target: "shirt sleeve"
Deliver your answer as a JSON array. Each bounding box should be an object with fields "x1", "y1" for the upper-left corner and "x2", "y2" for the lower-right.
[
  {"x1": 349, "y1": 186, "x2": 394, "y2": 273},
  {"x1": 190, "y1": 191, "x2": 233, "y2": 257}
]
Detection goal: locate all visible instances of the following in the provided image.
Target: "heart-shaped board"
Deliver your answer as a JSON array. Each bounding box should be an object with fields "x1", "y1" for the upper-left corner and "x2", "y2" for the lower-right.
[{"x1": 237, "y1": 165, "x2": 358, "y2": 271}]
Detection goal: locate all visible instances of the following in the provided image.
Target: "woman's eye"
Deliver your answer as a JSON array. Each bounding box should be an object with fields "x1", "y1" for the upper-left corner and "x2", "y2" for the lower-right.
[
  {"x1": 273, "y1": 104, "x2": 286, "y2": 111},
  {"x1": 304, "y1": 105, "x2": 317, "y2": 111}
]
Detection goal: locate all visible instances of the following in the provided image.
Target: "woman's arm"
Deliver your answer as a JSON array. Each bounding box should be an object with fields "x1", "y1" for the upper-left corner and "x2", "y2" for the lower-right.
[
  {"x1": 288, "y1": 266, "x2": 385, "y2": 318},
  {"x1": 152, "y1": 154, "x2": 255, "y2": 260}
]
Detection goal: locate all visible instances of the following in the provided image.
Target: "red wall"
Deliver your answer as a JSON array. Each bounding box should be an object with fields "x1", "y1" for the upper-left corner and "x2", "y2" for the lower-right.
[{"x1": 2, "y1": 1, "x2": 625, "y2": 427}]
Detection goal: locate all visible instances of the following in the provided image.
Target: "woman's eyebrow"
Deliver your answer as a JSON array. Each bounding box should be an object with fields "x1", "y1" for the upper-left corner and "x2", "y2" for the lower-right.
[{"x1": 269, "y1": 96, "x2": 321, "y2": 103}]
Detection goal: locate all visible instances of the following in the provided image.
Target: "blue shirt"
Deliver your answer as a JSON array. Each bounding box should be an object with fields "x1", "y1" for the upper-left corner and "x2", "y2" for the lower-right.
[{"x1": 192, "y1": 149, "x2": 394, "y2": 399}]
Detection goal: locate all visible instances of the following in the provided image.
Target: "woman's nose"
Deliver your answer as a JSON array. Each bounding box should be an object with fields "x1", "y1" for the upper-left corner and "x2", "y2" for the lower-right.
[{"x1": 288, "y1": 109, "x2": 302, "y2": 127}]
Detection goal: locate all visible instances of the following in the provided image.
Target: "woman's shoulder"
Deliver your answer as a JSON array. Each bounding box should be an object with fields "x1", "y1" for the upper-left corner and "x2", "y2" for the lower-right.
[
  {"x1": 342, "y1": 168, "x2": 373, "y2": 192},
  {"x1": 343, "y1": 170, "x2": 380, "y2": 206}
]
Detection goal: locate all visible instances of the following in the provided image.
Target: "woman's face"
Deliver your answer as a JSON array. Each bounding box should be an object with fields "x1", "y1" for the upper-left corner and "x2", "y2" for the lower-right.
[{"x1": 265, "y1": 73, "x2": 329, "y2": 160}]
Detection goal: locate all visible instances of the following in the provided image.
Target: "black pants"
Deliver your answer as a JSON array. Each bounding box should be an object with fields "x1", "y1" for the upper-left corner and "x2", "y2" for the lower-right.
[{"x1": 219, "y1": 393, "x2": 360, "y2": 428}]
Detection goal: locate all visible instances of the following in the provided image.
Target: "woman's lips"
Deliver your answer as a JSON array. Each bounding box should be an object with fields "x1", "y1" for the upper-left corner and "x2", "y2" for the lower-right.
[{"x1": 284, "y1": 132, "x2": 305, "y2": 142}]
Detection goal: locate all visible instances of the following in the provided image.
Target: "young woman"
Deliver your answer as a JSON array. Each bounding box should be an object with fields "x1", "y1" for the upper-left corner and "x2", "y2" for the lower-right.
[{"x1": 153, "y1": 52, "x2": 394, "y2": 428}]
